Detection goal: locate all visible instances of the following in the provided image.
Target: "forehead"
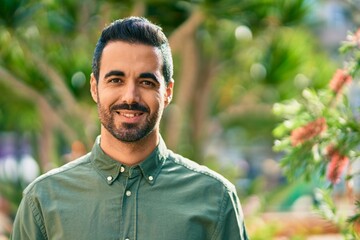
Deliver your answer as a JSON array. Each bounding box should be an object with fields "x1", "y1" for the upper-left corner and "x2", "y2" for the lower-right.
[{"x1": 100, "y1": 41, "x2": 163, "y2": 74}]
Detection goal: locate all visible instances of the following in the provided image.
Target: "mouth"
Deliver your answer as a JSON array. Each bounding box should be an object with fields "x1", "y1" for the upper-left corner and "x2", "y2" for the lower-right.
[
  {"x1": 114, "y1": 110, "x2": 146, "y2": 124},
  {"x1": 111, "y1": 103, "x2": 149, "y2": 124},
  {"x1": 116, "y1": 111, "x2": 144, "y2": 118}
]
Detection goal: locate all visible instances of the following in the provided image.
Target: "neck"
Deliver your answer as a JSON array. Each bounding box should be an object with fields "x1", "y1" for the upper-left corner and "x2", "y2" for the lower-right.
[{"x1": 99, "y1": 126, "x2": 159, "y2": 166}]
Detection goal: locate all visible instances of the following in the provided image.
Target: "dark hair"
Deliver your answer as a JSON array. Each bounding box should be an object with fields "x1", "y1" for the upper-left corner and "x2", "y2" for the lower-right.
[{"x1": 92, "y1": 16, "x2": 173, "y2": 84}]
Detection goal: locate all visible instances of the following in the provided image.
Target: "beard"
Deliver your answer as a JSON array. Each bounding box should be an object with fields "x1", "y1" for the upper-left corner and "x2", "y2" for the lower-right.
[{"x1": 97, "y1": 101, "x2": 160, "y2": 143}]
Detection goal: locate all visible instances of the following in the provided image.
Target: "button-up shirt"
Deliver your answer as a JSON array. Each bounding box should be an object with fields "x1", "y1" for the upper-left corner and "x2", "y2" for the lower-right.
[{"x1": 12, "y1": 136, "x2": 249, "y2": 240}]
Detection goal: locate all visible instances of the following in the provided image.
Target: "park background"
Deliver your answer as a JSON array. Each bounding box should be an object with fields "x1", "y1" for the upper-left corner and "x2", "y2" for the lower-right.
[{"x1": 0, "y1": 0, "x2": 359, "y2": 239}]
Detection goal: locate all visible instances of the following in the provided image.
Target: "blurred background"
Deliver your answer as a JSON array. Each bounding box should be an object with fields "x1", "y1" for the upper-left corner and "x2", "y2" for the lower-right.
[{"x1": 0, "y1": 0, "x2": 359, "y2": 239}]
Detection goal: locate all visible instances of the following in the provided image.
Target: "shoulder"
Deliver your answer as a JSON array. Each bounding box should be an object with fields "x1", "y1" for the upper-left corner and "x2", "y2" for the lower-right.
[
  {"x1": 166, "y1": 150, "x2": 236, "y2": 192},
  {"x1": 23, "y1": 153, "x2": 91, "y2": 195}
]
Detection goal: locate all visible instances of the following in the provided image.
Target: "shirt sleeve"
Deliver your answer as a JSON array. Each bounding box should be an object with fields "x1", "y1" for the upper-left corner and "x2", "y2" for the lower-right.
[
  {"x1": 11, "y1": 194, "x2": 47, "y2": 240},
  {"x1": 212, "y1": 188, "x2": 249, "y2": 240}
]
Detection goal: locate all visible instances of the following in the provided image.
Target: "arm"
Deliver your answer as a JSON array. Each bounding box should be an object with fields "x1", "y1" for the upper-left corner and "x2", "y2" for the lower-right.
[
  {"x1": 212, "y1": 189, "x2": 249, "y2": 240},
  {"x1": 11, "y1": 194, "x2": 47, "y2": 240}
]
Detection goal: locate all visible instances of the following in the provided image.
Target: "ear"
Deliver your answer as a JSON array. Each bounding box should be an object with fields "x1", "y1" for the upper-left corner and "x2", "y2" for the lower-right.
[
  {"x1": 164, "y1": 79, "x2": 174, "y2": 107},
  {"x1": 90, "y1": 73, "x2": 98, "y2": 103}
]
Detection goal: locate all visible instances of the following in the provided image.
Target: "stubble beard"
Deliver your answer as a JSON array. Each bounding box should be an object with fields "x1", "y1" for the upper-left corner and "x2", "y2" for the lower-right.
[{"x1": 97, "y1": 101, "x2": 160, "y2": 143}]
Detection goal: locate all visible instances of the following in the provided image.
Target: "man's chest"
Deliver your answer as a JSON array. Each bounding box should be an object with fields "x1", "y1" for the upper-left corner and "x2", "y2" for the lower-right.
[{"x1": 43, "y1": 184, "x2": 219, "y2": 240}]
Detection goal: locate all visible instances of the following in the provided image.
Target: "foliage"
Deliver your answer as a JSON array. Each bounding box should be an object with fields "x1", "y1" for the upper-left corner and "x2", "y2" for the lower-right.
[
  {"x1": 314, "y1": 189, "x2": 360, "y2": 238},
  {"x1": 0, "y1": 0, "x2": 337, "y2": 164},
  {"x1": 0, "y1": 179, "x2": 23, "y2": 218},
  {"x1": 347, "y1": 200, "x2": 360, "y2": 238},
  {"x1": 273, "y1": 28, "x2": 360, "y2": 237}
]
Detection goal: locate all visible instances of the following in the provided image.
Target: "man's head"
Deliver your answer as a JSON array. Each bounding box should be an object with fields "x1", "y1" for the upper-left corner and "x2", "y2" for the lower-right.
[
  {"x1": 92, "y1": 16, "x2": 173, "y2": 85},
  {"x1": 90, "y1": 17, "x2": 174, "y2": 144}
]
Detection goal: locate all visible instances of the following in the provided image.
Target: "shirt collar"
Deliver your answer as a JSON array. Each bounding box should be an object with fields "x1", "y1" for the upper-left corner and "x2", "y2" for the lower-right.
[{"x1": 90, "y1": 136, "x2": 168, "y2": 185}]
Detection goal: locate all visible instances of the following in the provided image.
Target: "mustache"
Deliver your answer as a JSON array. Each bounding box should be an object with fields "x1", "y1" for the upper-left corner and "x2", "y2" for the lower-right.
[{"x1": 110, "y1": 103, "x2": 149, "y2": 112}]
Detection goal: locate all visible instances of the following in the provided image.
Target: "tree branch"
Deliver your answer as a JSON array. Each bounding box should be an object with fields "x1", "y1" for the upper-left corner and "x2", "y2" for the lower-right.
[{"x1": 0, "y1": 65, "x2": 77, "y2": 143}]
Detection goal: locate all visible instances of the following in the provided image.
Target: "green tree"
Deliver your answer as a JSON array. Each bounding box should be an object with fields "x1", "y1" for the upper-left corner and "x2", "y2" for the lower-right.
[{"x1": 0, "y1": 0, "x2": 336, "y2": 167}]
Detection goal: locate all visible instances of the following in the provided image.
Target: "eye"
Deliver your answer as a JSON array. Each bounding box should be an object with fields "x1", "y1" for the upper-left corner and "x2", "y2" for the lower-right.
[
  {"x1": 140, "y1": 80, "x2": 157, "y2": 88},
  {"x1": 108, "y1": 78, "x2": 123, "y2": 84}
]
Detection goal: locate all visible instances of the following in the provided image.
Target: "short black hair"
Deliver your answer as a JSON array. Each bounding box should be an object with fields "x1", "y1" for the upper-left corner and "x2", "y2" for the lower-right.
[{"x1": 92, "y1": 16, "x2": 173, "y2": 84}]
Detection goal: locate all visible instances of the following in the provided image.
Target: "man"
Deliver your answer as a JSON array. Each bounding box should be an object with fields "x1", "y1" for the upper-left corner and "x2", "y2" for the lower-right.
[{"x1": 12, "y1": 17, "x2": 249, "y2": 240}]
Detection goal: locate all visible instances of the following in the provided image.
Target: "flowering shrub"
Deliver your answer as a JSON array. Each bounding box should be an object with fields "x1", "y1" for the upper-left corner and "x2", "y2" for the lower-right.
[
  {"x1": 273, "y1": 29, "x2": 360, "y2": 238},
  {"x1": 329, "y1": 69, "x2": 352, "y2": 94},
  {"x1": 326, "y1": 144, "x2": 350, "y2": 184},
  {"x1": 290, "y1": 117, "x2": 327, "y2": 147}
]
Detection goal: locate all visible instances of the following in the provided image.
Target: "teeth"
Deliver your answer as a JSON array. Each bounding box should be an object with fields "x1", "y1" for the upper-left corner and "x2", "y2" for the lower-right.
[{"x1": 120, "y1": 112, "x2": 141, "y2": 118}]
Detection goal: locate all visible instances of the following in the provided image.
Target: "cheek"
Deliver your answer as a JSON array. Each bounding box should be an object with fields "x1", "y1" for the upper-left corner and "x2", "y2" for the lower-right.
[
  {"x1": 97, "y1": 89, "x2": 117, "y2": 106},
  {"x1": 153, "y1": 94, "x2": 166, "y2": 108}
]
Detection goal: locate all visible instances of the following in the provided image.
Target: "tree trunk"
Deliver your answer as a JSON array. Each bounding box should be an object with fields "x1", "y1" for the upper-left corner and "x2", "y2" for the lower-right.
[
  {"x1": 165, "y1": 10, "x2": 204, "y2": 150},
  {"x1": 192, "y1": 58, "x2": 219, "y2": 162}
]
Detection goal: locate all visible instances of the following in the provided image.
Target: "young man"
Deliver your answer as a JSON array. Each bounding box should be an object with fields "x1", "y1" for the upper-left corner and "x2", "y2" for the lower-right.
[{"x1": 11, "y1": 17, "x2": 249, "y2": 240}]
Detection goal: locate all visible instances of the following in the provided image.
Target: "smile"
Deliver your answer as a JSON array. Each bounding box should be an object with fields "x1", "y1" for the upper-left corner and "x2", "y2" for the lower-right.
[
  {"x1": 121, "y1": 112, "x2": 142, "y2": 118},
  {"x1": 115, "y1": 111, "x2": 144, "y2": 118}
]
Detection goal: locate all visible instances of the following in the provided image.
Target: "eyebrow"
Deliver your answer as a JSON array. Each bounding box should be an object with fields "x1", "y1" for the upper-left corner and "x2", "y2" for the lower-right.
[
  {"x1": 104, "y1": 70, "x2": 160, "y2": 84},
  {"x1": 139, "y1": 72, "x2": 159, "y2": 84},
  {"x1": 104, "y1": 70, "x2": 125, "y2": 79}
]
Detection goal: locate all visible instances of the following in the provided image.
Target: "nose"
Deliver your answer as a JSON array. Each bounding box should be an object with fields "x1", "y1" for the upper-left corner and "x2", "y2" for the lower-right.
[{"x1": 121, "y1": 81, "x2": 140, "y2": 104}]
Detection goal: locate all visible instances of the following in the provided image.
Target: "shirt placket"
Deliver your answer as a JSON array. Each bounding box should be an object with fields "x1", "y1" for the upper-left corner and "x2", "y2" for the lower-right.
[{"x1": 121, "y1": 167, "x2": 141, "y2": 240}]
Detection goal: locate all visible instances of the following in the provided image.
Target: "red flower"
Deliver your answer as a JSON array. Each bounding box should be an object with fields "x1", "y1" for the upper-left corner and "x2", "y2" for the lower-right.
[
  {"x1": 326, "y1": 145, "x2": 349, "y2": 184},
  {"x1": 329, "y1": 69, "x2": 352, "y2": 94},
  {"x1": 290, "y1": 118, "x2": 327, "y2": 146},
  {"x1": 350, "y1": 28, "x2": 360, "y2": 47}
]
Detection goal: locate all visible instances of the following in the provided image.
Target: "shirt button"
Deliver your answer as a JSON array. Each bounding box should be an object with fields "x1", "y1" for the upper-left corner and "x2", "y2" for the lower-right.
[
  {"x1": 148, "y1": 176, "x2": 154, "y2": 181},
  {"x1": 126, "y1": 190, "x2": 132, "y2": 197},
  {"x1": 120, "y1": 166, "x2": 125, "y2": 173},
  {"x1": 107, "y1": 176, "x2": 113, "y2": 182}
]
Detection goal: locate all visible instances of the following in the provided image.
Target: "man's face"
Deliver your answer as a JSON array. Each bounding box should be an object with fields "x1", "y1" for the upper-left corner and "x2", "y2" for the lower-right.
[{"x1": 90, "y1": 41, "x2": 173, "y2": 142}]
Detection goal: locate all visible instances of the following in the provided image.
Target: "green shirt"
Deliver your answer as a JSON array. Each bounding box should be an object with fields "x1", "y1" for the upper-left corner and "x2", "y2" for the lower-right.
[{"x1": 12, "y1": 136, "x2": 249, "y2": 240}]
